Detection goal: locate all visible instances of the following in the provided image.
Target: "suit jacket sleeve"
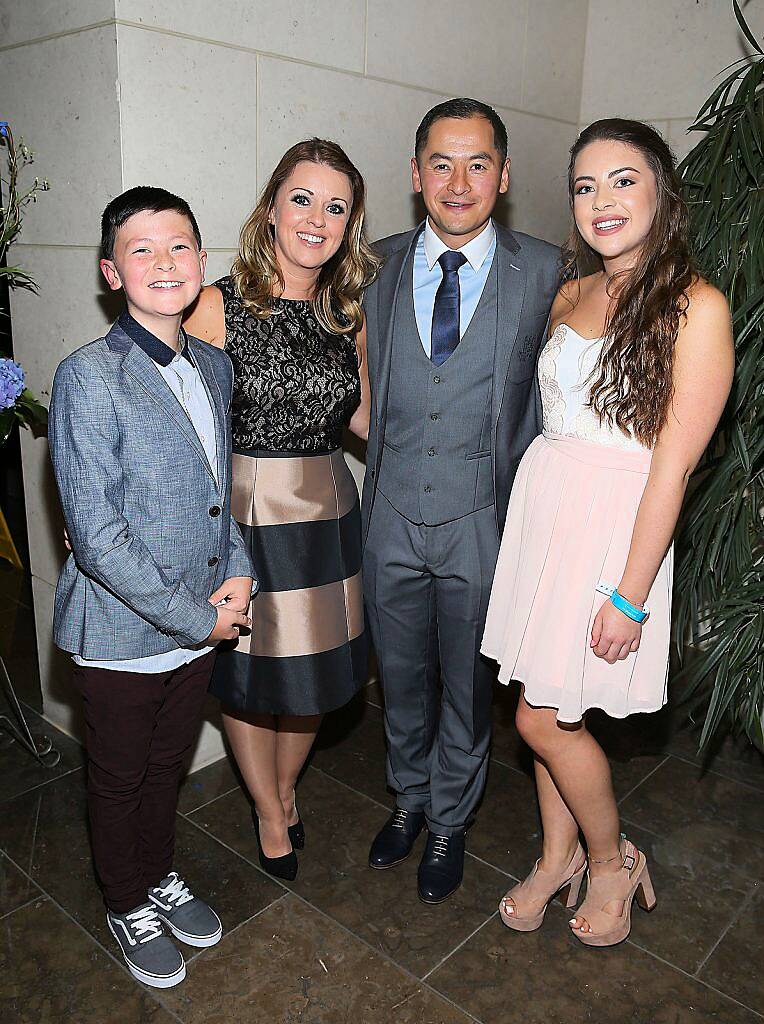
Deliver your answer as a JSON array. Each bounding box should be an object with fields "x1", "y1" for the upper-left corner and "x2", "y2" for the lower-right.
[
  {"x1": 227, "y1": 515, "x2": 255, "y2": 582},
  {"x1": 49, "y1": 356, "x2": 218, "y2": 646}
]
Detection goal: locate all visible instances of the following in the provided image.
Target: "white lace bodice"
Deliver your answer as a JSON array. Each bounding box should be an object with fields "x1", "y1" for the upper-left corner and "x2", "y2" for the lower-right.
[{"x1": 538, "y1": 323, "x2": 649, "y2": 452}]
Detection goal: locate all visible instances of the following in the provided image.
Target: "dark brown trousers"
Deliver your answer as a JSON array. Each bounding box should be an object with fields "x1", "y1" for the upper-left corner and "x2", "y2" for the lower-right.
[{"x1": 72, "y1": 652, "x2": 214, "y2": 913}]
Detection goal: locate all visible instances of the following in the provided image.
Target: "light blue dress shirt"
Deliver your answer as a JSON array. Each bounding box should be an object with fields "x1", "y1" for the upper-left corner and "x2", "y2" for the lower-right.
[
  {"x1": 157, "y1": 346, "x2": 219, "y2": 488},
  {"x1": 413, "y1": 219, "x2": 497, "y2": 357},
  {"x1": 74, "y1": 338, "x2": 218, "y2": 674}
]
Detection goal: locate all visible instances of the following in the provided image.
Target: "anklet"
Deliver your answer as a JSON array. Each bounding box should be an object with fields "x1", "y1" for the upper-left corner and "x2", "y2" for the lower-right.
[{"x1": 589, "y1": 834, "x2": 627, "y2": 864}]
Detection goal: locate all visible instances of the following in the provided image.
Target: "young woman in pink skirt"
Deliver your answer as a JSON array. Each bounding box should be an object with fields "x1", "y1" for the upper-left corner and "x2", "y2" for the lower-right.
[{"x1": 481, "y1": 119, "x2": 733, "y2": 947}]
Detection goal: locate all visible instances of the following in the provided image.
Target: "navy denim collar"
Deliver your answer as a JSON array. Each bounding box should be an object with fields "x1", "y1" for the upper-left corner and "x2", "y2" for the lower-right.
[{"x1": 118, "y1": 311, "x2": 192, "y2": 367}]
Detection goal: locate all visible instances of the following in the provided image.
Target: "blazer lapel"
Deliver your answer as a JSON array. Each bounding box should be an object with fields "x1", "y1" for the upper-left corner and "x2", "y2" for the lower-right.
[
  {"x1": 120, "y1": 337, "x2": 218, "y2": 485},
  {"x1": 374, "y1": 227, "x2": 421, "y2": 469},
  {"x1": 189, "y1": 337, "x2": 227, "y2": 491},
  {"x1": 491, "y1": 228, "x2": 526, "y2": 432}
]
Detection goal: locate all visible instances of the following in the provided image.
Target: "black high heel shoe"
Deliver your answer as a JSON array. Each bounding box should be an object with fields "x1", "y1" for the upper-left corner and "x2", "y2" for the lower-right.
[
  {"x1": 251, "y1": 808, "x2": 298, "y2": 881},
  {"x1": 287, "y1": 816, "x2": 305, "y2": 850},
  {"x1": 286, "y1": 798, "x2": 305, "y2": 849}
]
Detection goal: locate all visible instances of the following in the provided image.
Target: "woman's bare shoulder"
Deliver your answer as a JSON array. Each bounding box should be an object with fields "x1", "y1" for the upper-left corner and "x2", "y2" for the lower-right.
[
  {"x1": 184, "y1": 284, "x2": 225, "y2": 348},
  {"x1": 684, "y1": 277, "x2": 730, "y2": 320},
  {"x1": 550, "y1": 273, "x2": 601, "y2": 325},
  {"x1": 675, "y1": 277, "x2": 733, "y2": 366}
]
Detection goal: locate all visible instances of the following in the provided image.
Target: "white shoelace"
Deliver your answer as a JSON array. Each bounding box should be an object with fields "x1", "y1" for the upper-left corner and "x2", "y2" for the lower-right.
[
  {"x1": 391, "y1": 808, "x2": 409, "y2": 830},
  {"x1": 126, "y1": 904, "x2": 163, "y2": 944},
  {"x1": 432, "y1": 836, "x2": 450, "y2": 857},
  {"x1": 154, "y1": 871, "x2": 194, "y2": 908}
]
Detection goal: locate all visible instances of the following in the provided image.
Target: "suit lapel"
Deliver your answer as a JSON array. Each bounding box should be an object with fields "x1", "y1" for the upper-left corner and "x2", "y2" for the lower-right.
[
  {"x1": 374, "y1": 228, "x2": 421, "y2": 474},
  {"x1": 189, "y1": 337, "x2": 227, "y2": 491},
  {"x1": 491, "y1": 229, "x2": 526, "y2": 431},
  {"x1": 121, "y1": 338, "x2": 218, "y2": 485}
]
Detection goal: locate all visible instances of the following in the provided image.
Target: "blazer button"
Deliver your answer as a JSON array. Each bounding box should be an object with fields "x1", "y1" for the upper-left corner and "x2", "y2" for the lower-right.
[
  {"x1": 428, "y1": 447, "x2": 436, "y2": 457},
  {"x1": 208, "y1": 556, "x2": 219, "y2": 567},
  {"x1": 209, "y1": 505, "x2": 221, "y2": 517}
]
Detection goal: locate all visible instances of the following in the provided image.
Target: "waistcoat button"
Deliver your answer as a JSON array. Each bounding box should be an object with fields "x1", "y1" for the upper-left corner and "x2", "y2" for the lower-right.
[
  {"x1": 209, "y1": 505, "x2": 221, "y2": 517},
  {"x1": 428, "y1": 447, "x2": 436, "y2": 457},
  {"x1": 208, "y1": 556, "x2": 219, "y2": 567},
  {"x1": 433, "y1": 375, "x2": 441, "y2": 384}
]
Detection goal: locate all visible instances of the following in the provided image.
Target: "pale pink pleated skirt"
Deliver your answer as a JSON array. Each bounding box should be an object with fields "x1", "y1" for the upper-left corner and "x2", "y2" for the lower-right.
[{"x1": 481, "y1": 432, "x2": 672, "y2": 723}]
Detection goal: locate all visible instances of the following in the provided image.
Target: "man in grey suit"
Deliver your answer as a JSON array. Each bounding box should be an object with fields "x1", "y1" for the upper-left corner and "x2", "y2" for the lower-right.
[{"x1": 363, "y1": 99, "x2": 560, "y2": 902}]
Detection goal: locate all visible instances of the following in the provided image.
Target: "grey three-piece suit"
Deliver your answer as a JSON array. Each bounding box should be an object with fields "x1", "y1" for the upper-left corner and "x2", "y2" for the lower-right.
[{"x1": 362, "y1": 221, "x2": 559, "y2": 834}]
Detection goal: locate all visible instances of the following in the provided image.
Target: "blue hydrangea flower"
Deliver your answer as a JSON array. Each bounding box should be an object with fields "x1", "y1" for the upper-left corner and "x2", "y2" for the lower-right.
[{"x1": 0, "y1": 358, "x2": 25, "y2": 410}]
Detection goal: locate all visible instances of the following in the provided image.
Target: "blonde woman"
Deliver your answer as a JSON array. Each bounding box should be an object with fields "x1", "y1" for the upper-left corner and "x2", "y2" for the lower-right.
[{"x1": 185, "y1": 139, "x2": 379, "y2": 880}]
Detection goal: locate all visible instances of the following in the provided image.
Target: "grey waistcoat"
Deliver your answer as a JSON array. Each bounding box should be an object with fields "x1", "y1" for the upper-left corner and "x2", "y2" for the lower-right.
[{"x1": 376, "y1": 246, "x2": 498, "y2": 526}]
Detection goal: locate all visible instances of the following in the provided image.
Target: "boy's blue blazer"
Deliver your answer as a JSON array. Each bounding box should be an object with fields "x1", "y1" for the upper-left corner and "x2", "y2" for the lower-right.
[{"x1": 48, "y1": 319, "x2": 256, "y2": 661}]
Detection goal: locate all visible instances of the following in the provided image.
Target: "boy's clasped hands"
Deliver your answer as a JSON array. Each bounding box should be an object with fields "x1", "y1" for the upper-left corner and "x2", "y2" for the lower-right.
[
  {"x1": 62, "y1": 527, "x2": 252, "y2": 644},
  {"x1": 207, "y1": 575, "x2": 252, "y2": 642}
]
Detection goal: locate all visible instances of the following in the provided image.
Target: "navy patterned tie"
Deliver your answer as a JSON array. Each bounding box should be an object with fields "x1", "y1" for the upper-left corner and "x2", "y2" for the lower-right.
[{"x1": 430, "y1": 250, "x2": 467, "y2": 366}]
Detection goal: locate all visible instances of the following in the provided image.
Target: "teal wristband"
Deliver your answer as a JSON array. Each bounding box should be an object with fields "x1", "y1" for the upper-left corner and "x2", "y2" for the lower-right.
[{"x1": 610, "y1": 588, "x2": 648, "y2": 623}]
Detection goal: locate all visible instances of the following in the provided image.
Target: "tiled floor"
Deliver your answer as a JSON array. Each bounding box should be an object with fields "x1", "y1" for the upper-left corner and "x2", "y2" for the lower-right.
[{"x1": 1, "y1": 571, "x2": 763, "y2": 1023}]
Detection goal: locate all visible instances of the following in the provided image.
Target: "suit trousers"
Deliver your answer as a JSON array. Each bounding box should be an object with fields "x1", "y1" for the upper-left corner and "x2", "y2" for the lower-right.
[
  {"x1": 363, "y1": 492, "x2": 499, "y2": 834},
  {"x1": 72, "y1": 651, "x2": 215, "y2": 913}
]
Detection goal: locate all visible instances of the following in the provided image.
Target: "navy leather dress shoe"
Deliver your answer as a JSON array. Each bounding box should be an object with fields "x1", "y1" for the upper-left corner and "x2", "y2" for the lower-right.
[
  {"x1": 417, "y1": 831, "x2": 465, "y2": 903},
  {"x1": 369, "y1": 808, "x2": 425, "y2": 869}
]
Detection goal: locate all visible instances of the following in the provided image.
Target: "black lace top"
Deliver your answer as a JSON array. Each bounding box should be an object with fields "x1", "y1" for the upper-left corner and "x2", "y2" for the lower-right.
[{"x1": 216, "y1": 276, "x2": 360, "y2": 452}]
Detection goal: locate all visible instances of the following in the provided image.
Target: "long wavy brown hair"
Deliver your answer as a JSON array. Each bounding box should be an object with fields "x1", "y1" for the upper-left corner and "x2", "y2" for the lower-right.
[
  {"x1": 231, "y1": 139, "x2": 380, "y2": 335},
  {"x1": 563, "y1": 119, "x2": 696, "y2": 447}
]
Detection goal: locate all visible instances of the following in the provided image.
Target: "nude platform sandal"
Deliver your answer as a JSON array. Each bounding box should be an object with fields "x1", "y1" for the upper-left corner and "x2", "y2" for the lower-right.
[
  {"x1": 499, "y1": 844, "x2": 587, "y2": 932},
  {"x1": 570, "y1": 835, "x2": 656, "y2": 947}
]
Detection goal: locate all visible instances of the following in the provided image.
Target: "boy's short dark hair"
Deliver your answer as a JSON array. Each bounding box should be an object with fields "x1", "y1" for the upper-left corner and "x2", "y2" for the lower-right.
[
  {"x1": 415, "y1": 98, "x2": 508, "y2": 163},
  {"x1": 101, "y1": 186, "x2": 202, "y2": 260}
]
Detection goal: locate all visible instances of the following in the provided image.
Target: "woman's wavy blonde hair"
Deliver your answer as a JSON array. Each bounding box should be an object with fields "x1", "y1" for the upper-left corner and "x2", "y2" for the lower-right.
[
  {"x1": 231, "y1": 139, "x2": 380, "y2": 335},
  {"x1": 562, "y1": 118, "x2": 696, "y2": 447}
]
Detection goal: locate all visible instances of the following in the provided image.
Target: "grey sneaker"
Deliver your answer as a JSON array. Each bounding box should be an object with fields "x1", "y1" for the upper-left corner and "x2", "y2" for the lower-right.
[
  {"x1": 106, "y1": 902, "x2": 185, "y2": 988},
  {"x1": 148, "y1": 872, "x2": 222, "y2": 948}
]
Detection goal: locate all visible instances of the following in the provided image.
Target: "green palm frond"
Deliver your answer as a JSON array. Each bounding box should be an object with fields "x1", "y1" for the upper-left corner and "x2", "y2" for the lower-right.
[
  {"x1": 673, "y1": 2, "x2": 764, "y2": 753},
  {"x1": 0, "y1": 121, "x2": 50, "y2": 296}
]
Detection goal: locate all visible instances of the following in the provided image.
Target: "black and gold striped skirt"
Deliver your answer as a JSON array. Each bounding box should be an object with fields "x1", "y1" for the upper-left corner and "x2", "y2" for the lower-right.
[{"x1": 209, "y1": 447, "x2": 367, "y2": 715}]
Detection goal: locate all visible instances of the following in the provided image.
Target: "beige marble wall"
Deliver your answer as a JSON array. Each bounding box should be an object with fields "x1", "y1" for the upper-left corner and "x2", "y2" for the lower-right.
[
  {"x1": 1, "y1": 15, "x2": 123, "y2": 749},
  {"x1": 580, "y1": 0, "x2": 764, "y2": 160},
  {"x1": 5, "y1": 0, "x2": 757, "y2": 765},
  {"x1": 2, "y1": 0, "x2": 586, "y2": 766}
]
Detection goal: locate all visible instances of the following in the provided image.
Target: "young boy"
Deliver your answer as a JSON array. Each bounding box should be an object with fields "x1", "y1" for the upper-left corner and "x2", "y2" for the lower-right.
[{"x1": 49, "y1": 186, "x2": 255, "y2": 989}]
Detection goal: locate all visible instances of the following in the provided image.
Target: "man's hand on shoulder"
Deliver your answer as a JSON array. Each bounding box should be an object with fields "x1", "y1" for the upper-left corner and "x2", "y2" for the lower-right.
[{"x1": 209, "y1": 576, "x2": 253, "y2": 613}]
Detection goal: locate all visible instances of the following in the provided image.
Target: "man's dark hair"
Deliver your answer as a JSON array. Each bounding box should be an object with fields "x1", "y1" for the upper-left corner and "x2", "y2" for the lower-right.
[
  {"x1": 100, "y1": 185, "x2": 202, "y2": 259},
  {"x1": 415, "y1": 98, "x2": 508, "y2": 163}
]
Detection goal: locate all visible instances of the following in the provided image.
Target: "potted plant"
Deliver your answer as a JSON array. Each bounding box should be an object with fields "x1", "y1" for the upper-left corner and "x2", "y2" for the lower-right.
[
  {"x1": 1, "y1": 120, "x2": 49, "y2": 445},
  {"x1": 673, "y1": 2, "x2": 764, "y2": 752},
  {"x1": 0, "y1": 120, "x2": 49, "y2": 567},
  {"x1": 0, "y1": 120, "x2": 57, "y2": 765}
]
